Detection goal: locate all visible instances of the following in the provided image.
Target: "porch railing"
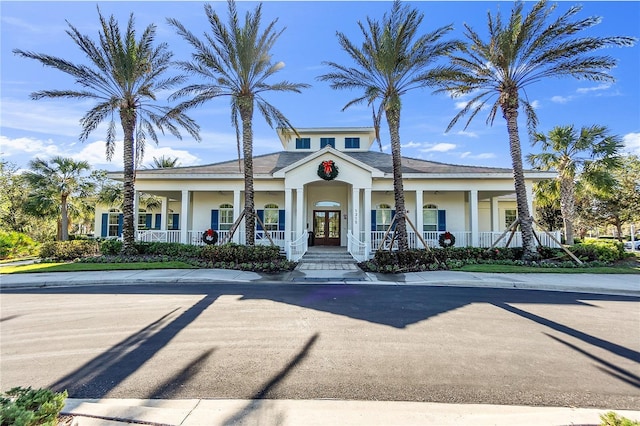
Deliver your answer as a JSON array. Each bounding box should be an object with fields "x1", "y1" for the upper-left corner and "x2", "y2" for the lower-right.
[
  {"x1": 347, "y1": 231, "x2": 367, "y2": 262},
  {"x1": 136, "y1": 230, "x2": 181, "y2": 243},
  {"x1": 288, "y1": 232, "x2": 308, "y2": 262}
]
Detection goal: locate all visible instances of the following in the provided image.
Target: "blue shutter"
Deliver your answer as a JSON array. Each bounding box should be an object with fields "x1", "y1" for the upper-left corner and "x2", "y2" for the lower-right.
[
  {"x1": 155, "y1": 214, "x2": 161, "y2": 229},
  {"x1": 256, "y1": 210, "x2": 264, "y2": 230},
  {"x1": 391, "y1": 210, "x2": 396, "y2": 230},
  {"x1": 117, "y1": 214, "x2": 124, "y2": 236},
  {"x1": 371, "y1": 210, "x2": 377, "y2": 231},
  {"x1": 211, "y1": 210, "x2": 219, "y2": 230},
  {"x1": 172, "y1": 214, "x2": 179, "y2": 230},
  {"x1": 278, "y1": 210, "x2": 285, "y2": 231},
  {"x1": 101, "y1": 213, "x2": 108, "y2": 237},
  {"x1": 145, "y1": 214, "x2": 152, "y2": 229},
  {"x1": 438, "y1": 210, "x2": 447, "y2": 231}
]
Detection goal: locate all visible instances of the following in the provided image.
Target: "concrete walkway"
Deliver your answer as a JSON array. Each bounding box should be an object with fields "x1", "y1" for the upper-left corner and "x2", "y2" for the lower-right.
[
  {"x1": 2, "y1": 267, "x2": 639, "y2": 425},
  {"x1": 60, "y1": 398, "x2": 640, "y2": 426}
]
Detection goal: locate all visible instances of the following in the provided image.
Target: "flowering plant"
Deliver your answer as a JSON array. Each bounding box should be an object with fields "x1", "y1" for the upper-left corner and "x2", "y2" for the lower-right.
[
  {"x1": 317, "y1": 160, "x2": 339, "y2": 181},
  {"x1": 202, "y1": 229, "x2": 218, "y2": 245},
  {"x1": 438, "y1": 231, "x2": 456, "y2": 248}
]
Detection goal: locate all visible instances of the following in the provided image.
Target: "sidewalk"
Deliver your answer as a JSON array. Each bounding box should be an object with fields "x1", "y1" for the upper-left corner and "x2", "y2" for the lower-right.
[
  {"x1": 1, "y1": 267, "x2": 639, "y2": 297},
  {"x1": 60, "y1": 398, "x2": 640, "y2": 426}
]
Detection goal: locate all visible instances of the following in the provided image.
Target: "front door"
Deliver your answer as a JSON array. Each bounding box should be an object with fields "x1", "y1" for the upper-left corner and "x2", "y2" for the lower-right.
[{"x1": 313, "y1": 210, "x2": 340, "y2": 246}]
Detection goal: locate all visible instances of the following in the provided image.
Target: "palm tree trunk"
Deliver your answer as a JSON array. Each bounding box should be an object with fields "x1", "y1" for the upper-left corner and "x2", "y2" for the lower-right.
[
  {"x1": 502, "y1": 104, "x2": 538, "y2": 260},
  {"x1": 120, "y1": 108, "x2": 137, "y2": 255},
  {"x1": 240, "y1": 99, "x2": 255, "y2": 246},
  {"x1": 559, "y1": 176, "x2": 575, "y2": 245},
  {"x1": 385, "y1": 105, "x2": 408, "y2": 251},
  {"x1": 60, "y1": 194, "x2": 69, "y2": 241}
]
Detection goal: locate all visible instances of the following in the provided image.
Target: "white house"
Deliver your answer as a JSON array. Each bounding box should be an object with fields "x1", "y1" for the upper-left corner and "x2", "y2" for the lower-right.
[{"x1": 95, "y1": 127, "x2": 558, "y2": 261}]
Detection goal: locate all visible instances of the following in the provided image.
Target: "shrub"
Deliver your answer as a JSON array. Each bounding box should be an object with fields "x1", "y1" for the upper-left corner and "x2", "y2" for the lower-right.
[
  {"x1": 600, "y1": 411, "x2": 640, "y2": 426},
  {"x1": 570, "y1": 240, "x2": 625, "y2": 263},
  {"x1": 100, "y1": 239, "x2": 122, "y2": 255},
  {"x1": 201, "y1": 243, "x2": 282, "y2": 263},
  {"x1": 0, "y1": 386, "x2": 67, "y2": 426},
  {"x1": 134, "y1": 242, "x2": 202, "y2": 258},
  {"x1": 39, "y1": 240, "x2": 99, "y2": 261},
  {"x1": 0, "y1": 231, "x2": 38, "y2": 260}
]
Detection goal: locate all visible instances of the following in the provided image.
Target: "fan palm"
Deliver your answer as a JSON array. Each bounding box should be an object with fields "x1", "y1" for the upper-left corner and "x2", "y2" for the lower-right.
[
  {"x1": 14, "y1": 8, "x2": 201, "y2": 254},
  {"x1": 22, "y1": 156, "x2": 93, "y2": 241},
  {"x1": 318, "y1": 0, "x2": 457, "y2": 251},
  {"x1": 168, "y1": 0, "x2": 309, "y2": 245},
  {"x1": 527, "y1": 125, "x2": 622, "y2": 245},
  {"x1": 433, "y1": 0, "x2": 635, "y2": 260},
  {"x1": 150, "y1": 155, "x2": 181, "y2": 169}
]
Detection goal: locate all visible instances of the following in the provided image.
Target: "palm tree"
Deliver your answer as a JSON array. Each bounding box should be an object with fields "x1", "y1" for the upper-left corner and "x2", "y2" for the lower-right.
[
  {"x1": 14, "y1": 8, "x2": 200, "y2": 254},
  {"x1": 433, "y1": 0, "x2": 635, "y2": 260},
  {"x1": 168, "y1": 0, "x2": 309, "y2": 246},
  {"x1": 150, "y1": 155, "x2": 181, "y2": 169},
  {"x1": 22, "y1": 156, "x2": 93, "y2": 241},
  {"x1": 527, "y1": 125, "x2": 622, "y2": 245},
  {"x1": 317, "y1": 0, "x2": 457, "y2": 251}
]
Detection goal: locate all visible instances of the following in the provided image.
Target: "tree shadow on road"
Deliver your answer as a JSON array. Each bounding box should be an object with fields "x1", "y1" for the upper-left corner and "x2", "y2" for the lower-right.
[{"x1": 4, "y1": 283, "x2": 637, "y2": 399}]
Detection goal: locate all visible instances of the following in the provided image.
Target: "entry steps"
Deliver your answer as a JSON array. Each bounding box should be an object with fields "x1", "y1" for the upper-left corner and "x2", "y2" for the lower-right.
[{"x1": 297, "y1": 246, "x2": 357, "y2": 264}]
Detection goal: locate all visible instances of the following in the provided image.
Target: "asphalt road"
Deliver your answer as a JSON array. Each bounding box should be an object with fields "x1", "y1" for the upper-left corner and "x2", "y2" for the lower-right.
[{"x1": 1, "y1": 283, "x2": 639, "y2": 410}]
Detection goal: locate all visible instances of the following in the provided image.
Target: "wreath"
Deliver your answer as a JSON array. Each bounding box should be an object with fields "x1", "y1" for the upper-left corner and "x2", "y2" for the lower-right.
[
  {"x1": 318, "y1": 160, "x2": 339, "y2": 181},
  {"x1": 202, "y1": 229, "x2": 218, "y2": 245},
  {"x1": 438, "y1": 231, "x2": 456, "y2": 248}
]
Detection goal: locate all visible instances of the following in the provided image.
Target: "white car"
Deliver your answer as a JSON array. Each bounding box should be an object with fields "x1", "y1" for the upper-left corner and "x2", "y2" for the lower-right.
[{"x1": 624, "y1": 240, "x2": 640, "y2": 250}]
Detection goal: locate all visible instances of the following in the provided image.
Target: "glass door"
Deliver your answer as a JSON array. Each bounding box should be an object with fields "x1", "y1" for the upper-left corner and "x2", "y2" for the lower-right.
[{"x1": 313, "y1": 210, "x2": 341, "y2": 246}]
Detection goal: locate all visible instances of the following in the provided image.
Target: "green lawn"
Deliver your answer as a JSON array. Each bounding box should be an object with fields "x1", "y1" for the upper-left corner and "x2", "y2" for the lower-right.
[
  {"x1": 0, "y1": 261, "x2": 195, "y2": 274},
  {"x1": 454, "y1": 263, "x2": 640, "y2": 274}
]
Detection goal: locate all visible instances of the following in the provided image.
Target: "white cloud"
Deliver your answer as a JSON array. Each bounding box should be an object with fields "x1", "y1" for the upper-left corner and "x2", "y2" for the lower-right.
[
  {"x1": 460, "y1": 151, "x2": 496, "y2": 160},
  {"x1": 0, "y1": 135, "x2": 62, "y2": 158},
  {"x1": 622, "y1": 132, "x2": 640, "y2": 155},
  {"x1": 401, "y1": 141, "x2": 421, "y2": 149},
  {"x1": 421, "y1": 143, "x2": 457, "y2": 153},
  {"x1": 0, "y1": 135, "x2": 202, "y2": 170},
  {"x1": 576, "y1": 83, "x2": 611, "y2": 94},
  {"x1": 455, "y1": 130, "x2": 478, "y2": 138},
  {"x1": 551, "y1": 95, "x2": 571, "y2": 104},
  {"x1": 530, "y1": 100, "x2": 540, "y2": 109}
]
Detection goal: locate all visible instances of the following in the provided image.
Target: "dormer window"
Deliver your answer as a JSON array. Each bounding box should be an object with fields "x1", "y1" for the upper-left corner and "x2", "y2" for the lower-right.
[
  {"x1": 345, "y1": 137, "x2": 360, "y2": 149},
  {"x1": 320, "y1": 138, "x2": 335, "y2": 148},
  {"x1": 295, "y1": 138, "x2": 310, "y2": 149}
]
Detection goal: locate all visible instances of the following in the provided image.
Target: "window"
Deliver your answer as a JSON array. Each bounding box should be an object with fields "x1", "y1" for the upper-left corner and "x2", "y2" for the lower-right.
[
  {"x1": 263, "y1": 203, "x2": 279, "y2": 231},
  {"x1": 320, "y1": 138, "x2": 335, "y2": 148},
  {"x1": 295, "y1": 138, "x2": 310, "y2": 149},
  {"x1": 219, "y1": 203, "x2": 234, "y2": 230},
  {"x1": 376, "y1": 203, "x2": 393, "y2": 231},
  {"x1": 505, "y1": 209, "x2": 517, "y2": 229},
  {"x1": 108, "y1": 209, "x2": 121, "y2": 237},
  {"x1": 423, "y1": 204, "x2": 438, "y2": 231},
  {"x1": 138, "y1": 210, "x2": 148, "y2": 230},
  {"x1": 345, "y1": 137, "x2": 360, "y2": 149}
]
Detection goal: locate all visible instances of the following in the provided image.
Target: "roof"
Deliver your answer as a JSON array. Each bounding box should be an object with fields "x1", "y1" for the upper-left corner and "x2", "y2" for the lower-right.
[{"x1": 131, "y1": 150, "x2": 521, "y2": 177}]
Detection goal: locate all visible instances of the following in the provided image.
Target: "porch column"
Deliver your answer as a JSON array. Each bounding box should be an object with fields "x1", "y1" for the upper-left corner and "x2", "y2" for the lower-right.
[
  {"x1": 233, "y1": 190, "x2": 241, "y2": 243},
  {"x1": 525, "y1": 182, "x2": 534, "y2": 222},
  {"x1": 415, "y1": 190, "x2": 424, "y2": 248},
  {"x1": 470, "y1": 190, "x2": 479, "y2": 247},
  {"x1": 491, "y1": 197, "x2": 500, "y2": 232},
  {"x1": 351, "y1": 187, "x2": 360, "y2": 236},
  {"x1": 296, "y1": 187, "x2": 304, "y2": 240},
  {"x1": 364, "y1": 188, "x2": 372, "y2": 258},
  {"x1": 284, "y1": 188, "x2": 292, "y2": 255},
  {"x1": 161, "y1": 197, "x2": 168, "y2": 230},
  {"x1": 180, "y1": 189, "x2": 189, "y2": 244}
]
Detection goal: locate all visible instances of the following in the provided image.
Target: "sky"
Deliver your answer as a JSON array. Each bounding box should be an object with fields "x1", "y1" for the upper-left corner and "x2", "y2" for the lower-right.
[{"x1": 1, "y1": 1, "x2": 639, "y2": 173}]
